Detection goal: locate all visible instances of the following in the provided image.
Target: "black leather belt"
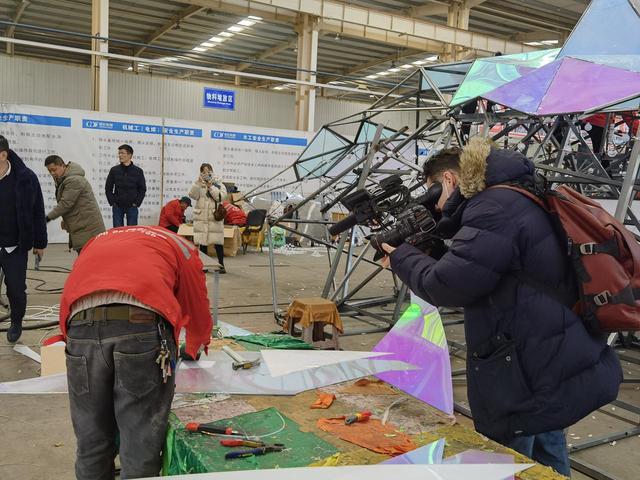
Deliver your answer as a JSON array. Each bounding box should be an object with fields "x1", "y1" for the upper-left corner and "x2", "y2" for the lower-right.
[{"x1": 70, "y1": 304, "x2": 162, "y2": 324}]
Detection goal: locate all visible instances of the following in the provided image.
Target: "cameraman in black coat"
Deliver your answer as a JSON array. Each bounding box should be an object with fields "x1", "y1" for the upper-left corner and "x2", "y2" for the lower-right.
[{"x1": 105, "y1": 144, "x2": 146, "y2": 227}]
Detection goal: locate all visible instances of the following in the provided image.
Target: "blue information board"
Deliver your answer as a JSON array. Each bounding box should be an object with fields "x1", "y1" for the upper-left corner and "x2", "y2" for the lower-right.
[{"x1": 203, "y1": 88, "x2": 235, "y2": 111}]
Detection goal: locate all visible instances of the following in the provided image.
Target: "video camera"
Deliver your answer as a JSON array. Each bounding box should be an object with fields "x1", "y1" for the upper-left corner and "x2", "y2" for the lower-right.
[{"x1": 328, "y1": 175, "x2": 442, "y2": 259}]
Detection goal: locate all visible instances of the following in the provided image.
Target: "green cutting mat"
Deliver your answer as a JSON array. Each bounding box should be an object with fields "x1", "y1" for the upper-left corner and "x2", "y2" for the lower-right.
[{"x1": 163, "y1": 407, "x2": 338, "y2": 474}]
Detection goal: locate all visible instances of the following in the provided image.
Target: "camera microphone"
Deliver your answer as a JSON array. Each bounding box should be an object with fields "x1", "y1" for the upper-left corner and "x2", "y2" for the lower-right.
[{"x1": 328, "y1": 214, "x2": 358, "y2": 236}]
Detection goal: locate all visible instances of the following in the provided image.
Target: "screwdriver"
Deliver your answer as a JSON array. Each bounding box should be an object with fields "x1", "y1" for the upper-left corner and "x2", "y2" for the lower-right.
[
  {"x1": 344, "y1": 410, "x2": 372, "y2": 425},
  {"x1": 186, "y1": 422, "x2": 242, "y2": 436},
  {"x1": 224, "y1": 445, "x2": 285, "y2": 460},
  {"x1": 220, "y1": 439, "x2": 265, "y2": 448}
]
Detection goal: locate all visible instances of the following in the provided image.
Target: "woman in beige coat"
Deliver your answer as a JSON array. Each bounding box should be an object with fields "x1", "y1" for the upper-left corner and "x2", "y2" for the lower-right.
[{"x1": 189, "y1": 163, "x2": 228, "y2": 273}]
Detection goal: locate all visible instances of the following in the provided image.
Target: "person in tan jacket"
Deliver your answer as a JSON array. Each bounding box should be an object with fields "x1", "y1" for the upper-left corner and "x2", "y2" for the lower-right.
[
  {"x1": 45, "y1": 155, "x2": 106, "y2": 253},
  {"x1": 189, "y1": 162, "x2": 227, "y2": 273}
]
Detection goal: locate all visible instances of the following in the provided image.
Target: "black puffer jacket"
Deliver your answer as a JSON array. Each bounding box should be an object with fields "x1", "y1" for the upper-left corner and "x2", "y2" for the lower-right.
[
  {"x1": 390, "y1": 138, "x2": 622, "y2": 440},
  {"x1": 105, "y1": 162, "x2": 146, "y2": 208}
]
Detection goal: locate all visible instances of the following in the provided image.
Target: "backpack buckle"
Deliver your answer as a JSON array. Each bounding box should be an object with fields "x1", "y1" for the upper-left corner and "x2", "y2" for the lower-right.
[
  {"x1": 593, "y1": 290, "x2": 611, "y2": 306},
  {"x1": 579, "y1": 243, "x2": 597, "y2": 255}
]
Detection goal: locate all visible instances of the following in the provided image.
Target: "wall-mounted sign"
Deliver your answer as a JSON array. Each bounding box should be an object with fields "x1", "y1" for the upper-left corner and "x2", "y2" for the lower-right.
[{"x1": 203, "y1": 87, "x2": 235, "y2": 111}]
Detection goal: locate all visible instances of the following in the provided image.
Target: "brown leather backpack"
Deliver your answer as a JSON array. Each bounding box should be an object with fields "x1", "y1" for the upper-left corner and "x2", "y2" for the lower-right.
[{"x1": 494, "y1": 184, "x2": 640, "y2": 333}]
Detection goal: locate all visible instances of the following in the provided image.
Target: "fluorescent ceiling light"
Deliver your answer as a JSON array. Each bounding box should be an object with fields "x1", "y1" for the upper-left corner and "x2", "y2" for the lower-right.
[
  {"x1": 400, "y1": 64, "x2": 413, "y2": 69},
  {"x1": 524, "y1": 41, "x2": 543, "y2": 46},
  {"x1": 126, "y1": 66, "x2": 133, "y2": 71},
  {"x1": 163, "y1": 57, "x2": 177, "y2": 61},
  {"x1": 228, "y1": 25, "x2": 244, "y2": 32},
  {"x1": 200, "y1": 42, "x2": 215, "y2": 47},
  {"x1": 425, "y1": 55, "x2": 439, "y2": 61},
  {"x1": 219, "y1": 31, "x2": 234, "y2": 37},
  {"x1": 388, "y1": 68, "x2": 401, "y2": 72},
  {"x1": 238, "y1": 19, "x2": 256, "y2": 27},
  {"x1": 192, "y1": 46, "x2": 207, "y2": 52},
  {"x1": 412, "y1": 60, "x2": 427, "y2": 65},
  {"x1": 273, "y1": 86, "x2": 285, "y2": 90},
  {"x1": 540, "y1": 40, "x2": 559, "y2": 45},
  {"x1": 365, "y1": 74, "x2": 378, "y2": 79},
  {"x1": 248, "y1": 16, "x2": 263, "y2": 20},
  {"x1": 377, "y1": 71, "x2": 390, "y2": 76},
  {"x1": 209, "y1": 36, "x2": 225, "y2": 42}
]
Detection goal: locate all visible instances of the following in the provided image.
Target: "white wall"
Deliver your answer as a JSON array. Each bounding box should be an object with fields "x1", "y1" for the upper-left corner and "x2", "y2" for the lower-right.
[
  {"x1": 0, "y1": 54, "x2": 415, "y2": 136},
  {"x1": 0, "y1": 55, "x2": 91, "y2": 109}
]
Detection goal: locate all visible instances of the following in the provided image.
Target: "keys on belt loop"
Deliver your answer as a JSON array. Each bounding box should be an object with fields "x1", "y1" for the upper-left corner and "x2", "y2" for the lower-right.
[{"x1": 155, "y1": 323, "x2": 172, "y2": 383}]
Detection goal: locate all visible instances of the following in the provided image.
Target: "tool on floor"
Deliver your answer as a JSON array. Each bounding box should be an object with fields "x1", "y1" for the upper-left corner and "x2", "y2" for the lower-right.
[
  {"x1": 344, "y1": 410, "x2": 372, "y2": 425},
  {"x1": 224, "y1": 444, "x2": 286, "y2": 460},
  {"x1": 186, "y1": 422, "x2": 243, "y2": 436},
  {"x1": 222, "y1": 345, "x2": 261, "y2": 370}
]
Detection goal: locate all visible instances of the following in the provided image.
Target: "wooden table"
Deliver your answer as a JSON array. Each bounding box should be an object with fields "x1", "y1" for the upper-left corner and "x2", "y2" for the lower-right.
[{"x1": 168, "y1": 339, "x2": 566, "y2": 479}]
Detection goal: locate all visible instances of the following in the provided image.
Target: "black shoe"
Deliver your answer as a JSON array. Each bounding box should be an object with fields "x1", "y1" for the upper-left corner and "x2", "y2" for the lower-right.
[
  {"x1": 7, "y1": 323, "x2": 22, "y2": 343},
  {"x1": 219, "y1": 266, "x2": 226, "y2": 274}
]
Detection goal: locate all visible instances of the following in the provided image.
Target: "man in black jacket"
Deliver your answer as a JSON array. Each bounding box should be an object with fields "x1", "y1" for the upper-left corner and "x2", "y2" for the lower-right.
[
  {"x1": 0, "y1": 135, "x2": 48, "y2": 342},
  {"x1": 381, "y1": 139, "x2": 621, "y2": 476},
  {"x1": 105, "y1": 144, "x2": 146, "y2": 227}
]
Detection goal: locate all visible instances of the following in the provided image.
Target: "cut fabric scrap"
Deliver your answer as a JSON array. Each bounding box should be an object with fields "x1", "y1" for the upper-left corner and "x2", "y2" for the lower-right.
[
  {"x1": 317, "y1": 417, "x2": 417, "y2": 456},
  {"x1": 373, "y1": 295, "x2": 454, "y2": 415},
  {"x1": 310, "y1": 392, "x2": 336, "y2": 409},
  {"x1": 382, "y1": 438, "x2": 445, "y2": 465},
  {"x1": 340, "y1": 378, "x2": 399, "y2": 395}
]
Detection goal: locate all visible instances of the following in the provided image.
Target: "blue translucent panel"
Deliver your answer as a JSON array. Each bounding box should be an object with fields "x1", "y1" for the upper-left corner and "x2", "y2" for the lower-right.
[
  {"x1": 356, "y1": 121, "x2": 403, "y2": 144},
  {"x1": 420, "y1": 62, "x2": 472, "y2": 93},
  {"x1": 570, "y1": 55, "x2": 640, "y2": 73},
  {"x1": 592, "y1": 95, "x2": 640, "y2": 112},
  {"x1": 294, "y1": 127, "x2": 352, "y2": 179},
  {"x1": 559, "y1": 0, "x2": 640, "y2": 57}
]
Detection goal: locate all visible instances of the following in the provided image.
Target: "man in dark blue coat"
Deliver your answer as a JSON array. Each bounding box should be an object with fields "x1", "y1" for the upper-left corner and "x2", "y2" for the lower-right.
[
  {"x1": 382, "y1": 138, "x2": 622, "y2": 476},
  {"x1": 105, "y1": 144, "x2": 146, "y2": 227},
  {"x1": 0, "y1": 135, "x2": 48, "y2": 342}
]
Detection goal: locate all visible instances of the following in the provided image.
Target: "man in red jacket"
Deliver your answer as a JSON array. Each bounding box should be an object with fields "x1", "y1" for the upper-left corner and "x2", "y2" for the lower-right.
[
  {"x1": 59, "y1": 226, "x2": 212, "y2": 480},
  {"x1": 222, "y1": 201, "x2": 247, "y2": 226},
  {"x1": 159, "y1": 196, "x2": 191, "y2": 232}
]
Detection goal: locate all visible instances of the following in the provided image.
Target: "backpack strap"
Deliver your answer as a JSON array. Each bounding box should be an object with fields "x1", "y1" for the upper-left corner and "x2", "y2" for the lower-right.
[{"x1": 489, "y1": 184, "x2": 548, "y2": 211}]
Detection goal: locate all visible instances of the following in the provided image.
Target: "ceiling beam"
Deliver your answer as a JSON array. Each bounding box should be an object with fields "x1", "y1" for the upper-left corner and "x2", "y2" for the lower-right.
[
  {"x1": 513, "y1": 30, "x2": 562, "y2": 42},
  {"x1": 232, "y1": 37, "x2": 297, "y2": 73},
  {"x1": 180, "y1": 0, "x2": 535, "y2": 54},
  {"x1": 6, "y1": 0, "x2": 31, "y2": 55},
  {"x1": 134, "y1": 5, "x2": 205, "y2": 56},
  {"x1": 407, "y1": 0, "x2": 489, "y2": 18}
]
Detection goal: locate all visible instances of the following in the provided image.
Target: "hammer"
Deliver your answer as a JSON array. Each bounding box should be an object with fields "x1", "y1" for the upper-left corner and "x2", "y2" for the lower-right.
[{"x1": 222, "y1": 345, "x2": 261, "y2": 370}]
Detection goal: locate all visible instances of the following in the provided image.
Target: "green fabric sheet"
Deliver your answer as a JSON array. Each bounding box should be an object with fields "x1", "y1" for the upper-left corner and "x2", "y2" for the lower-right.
[
  {"x1": 163, "y1": 407, "x2": 338, "y2": 475},
  {"x1": 229, "y1": 333, "x2": 315, "y2": 351}
]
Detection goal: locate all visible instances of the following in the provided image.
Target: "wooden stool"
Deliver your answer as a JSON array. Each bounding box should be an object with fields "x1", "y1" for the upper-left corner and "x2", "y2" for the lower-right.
[{"x1": 284, "y1": 297, "x2": 343, "y2": 350}]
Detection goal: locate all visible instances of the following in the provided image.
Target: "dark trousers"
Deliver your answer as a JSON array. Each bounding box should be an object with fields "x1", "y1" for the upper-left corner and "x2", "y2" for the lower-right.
[
  {"x1": 165, "y1": 225, "x2": 179, "y2": 233},
  {"x1": 112, "y1": 206, "x2": 139, "y2": 228},
  {"x1": 66, "y1": 317, "x2": 176, "y2": 480},
  {"x1": 199, "y1": 244, "x2": 224, "y2": 266},
  {"x1": 504, "y1": 430, "x2": 570, "y2": 477},
  {"x1": 0, "y1": 248, "x2": 28, "y2": 326}
]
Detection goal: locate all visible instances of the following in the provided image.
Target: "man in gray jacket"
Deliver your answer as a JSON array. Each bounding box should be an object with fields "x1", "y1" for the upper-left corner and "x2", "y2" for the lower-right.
[{"x1": 45, "y1": 155, "x2": 106, "y2": 252}]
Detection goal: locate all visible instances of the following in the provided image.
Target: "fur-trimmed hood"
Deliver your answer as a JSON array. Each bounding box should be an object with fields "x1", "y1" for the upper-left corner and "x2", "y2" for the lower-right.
[{"x1": 459, "y1": 137, "x2": 535, "y2": 198}]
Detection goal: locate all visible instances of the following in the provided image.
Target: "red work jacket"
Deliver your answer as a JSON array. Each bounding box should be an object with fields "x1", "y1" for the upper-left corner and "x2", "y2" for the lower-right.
[
  {"x1": 159, "y1": 199, "x2": 185, "y2": 229},
  {"x1": 59, "y1": 226, "x2": 212, "y2": 358}
]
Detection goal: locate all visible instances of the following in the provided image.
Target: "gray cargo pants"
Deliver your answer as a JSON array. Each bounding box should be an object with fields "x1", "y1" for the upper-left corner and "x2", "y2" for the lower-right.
[{"x1": 65, "y1": 315, "x2": 176, "y2": 480}]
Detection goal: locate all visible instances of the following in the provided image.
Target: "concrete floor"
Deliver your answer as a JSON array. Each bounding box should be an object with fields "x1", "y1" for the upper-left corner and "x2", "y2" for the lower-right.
[{"x1": 0, "y1": 244, "x2": 639, "y2": 479}]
